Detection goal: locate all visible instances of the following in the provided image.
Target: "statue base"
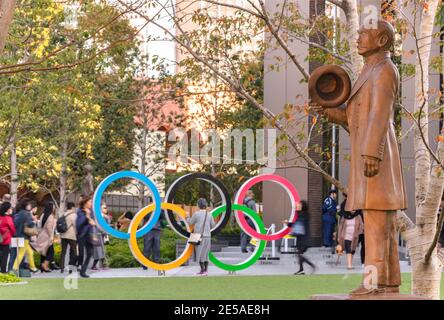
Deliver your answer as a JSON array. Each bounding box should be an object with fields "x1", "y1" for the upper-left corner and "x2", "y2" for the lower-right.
[{"x1": 310, "y1": 293, "x2": 430, "y2": 300}]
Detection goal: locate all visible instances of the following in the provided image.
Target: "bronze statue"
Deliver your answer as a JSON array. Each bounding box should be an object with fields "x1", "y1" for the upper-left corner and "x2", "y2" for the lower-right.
[
  {"x1": 82, "y1": 164, "x2": 94, "y2": 196},
  {"x1": 311, "y1": 20, "x2": 407, "y2": 295}
]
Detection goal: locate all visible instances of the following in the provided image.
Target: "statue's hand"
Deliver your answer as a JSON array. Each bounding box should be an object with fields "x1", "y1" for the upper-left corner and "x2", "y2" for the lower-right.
[
  {"x1": 363, "y1": 155, "x2": 380, "y2": 177},
  {"x1": 309, "y1": 101, "x2": 325, "y2": 116}
]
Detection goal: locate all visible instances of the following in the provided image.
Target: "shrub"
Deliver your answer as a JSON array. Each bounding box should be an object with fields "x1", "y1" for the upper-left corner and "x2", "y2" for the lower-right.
[
  {"x1": 105, "y1": 227, "x2": 182, "y2": 268},
  {"x1": 0, "y1": 273, "x2": 21, "y2": 284}
]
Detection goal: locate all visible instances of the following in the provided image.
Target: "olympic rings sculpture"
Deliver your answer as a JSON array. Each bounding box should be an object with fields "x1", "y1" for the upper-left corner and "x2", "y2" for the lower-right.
[{"x1": 93, "y1": 171, "x2": 300, "y2": 272}]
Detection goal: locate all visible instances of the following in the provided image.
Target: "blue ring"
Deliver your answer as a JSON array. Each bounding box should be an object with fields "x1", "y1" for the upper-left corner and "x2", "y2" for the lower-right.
[{"x1": 93, "y1": 171, "x2": 162, "y2": 239}]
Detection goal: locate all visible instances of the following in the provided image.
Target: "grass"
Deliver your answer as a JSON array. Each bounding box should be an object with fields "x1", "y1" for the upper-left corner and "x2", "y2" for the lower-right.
[{"x1": 0, "y1": 273, "x2": 438, "y2": 300}]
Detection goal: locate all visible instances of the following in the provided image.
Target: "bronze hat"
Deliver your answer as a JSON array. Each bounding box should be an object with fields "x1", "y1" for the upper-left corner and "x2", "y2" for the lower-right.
[{"x1": 308, "y1": 65, "x2": 351, "y2": 108}]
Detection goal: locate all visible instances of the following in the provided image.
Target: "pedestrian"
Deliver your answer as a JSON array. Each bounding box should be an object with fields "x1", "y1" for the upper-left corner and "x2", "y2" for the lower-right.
[
  {"x1": 33, "y1": 202, "x2": 57, "y2": 272},
  {"x1": 285, "y1": 200, "x2": 316, "y2": 275},
  {"x1": 0, "y1": 202, "x2": 15, "y2": 273},
  {"x1": 59, "y1": 202, "x2": 78, "y2": 273},
  {"x1": 76, "y1": 196, "x2": 96, "y2": 278},
  {"x1": 117, "y1": 211, "x2": 133, "y2": 231},
  {"x1": 92, "y1": 203, "x2": 109, "y2": 271},
  {"x1": 337, "y1": 210, "x2": 364, "y2": 270},
  {"x1": 1, "y1": 194, "x2": 11, "y2": 204},
  {"x1": 358, "y1": 210, "x2": 365, "y2": 265},
  {"x1": 322, "y1": 189, "x2": 338, "y2": 248},
  {"x1": 240, "y1": 189, "x2": 257, "y2": 253},
  {"x1": 186, "y1": 198, "x2": 215, "y2": 276},
  {"x1": 143, "y1": 200, "x2": 166, "y2": 273},
  {"x1": 12, "y1": 198, "x2": 38, "y2": 273}
]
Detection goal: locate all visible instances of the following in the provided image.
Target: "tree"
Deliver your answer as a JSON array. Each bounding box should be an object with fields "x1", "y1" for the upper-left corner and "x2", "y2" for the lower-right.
[{"x1": 0, "y1": 0, "x2": 143, "y2": 213}]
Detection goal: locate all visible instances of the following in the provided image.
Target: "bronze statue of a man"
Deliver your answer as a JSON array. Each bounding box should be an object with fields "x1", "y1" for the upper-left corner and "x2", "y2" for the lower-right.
[{"x1": 313, "y1": 20, "x2": 407, "y2": 295}]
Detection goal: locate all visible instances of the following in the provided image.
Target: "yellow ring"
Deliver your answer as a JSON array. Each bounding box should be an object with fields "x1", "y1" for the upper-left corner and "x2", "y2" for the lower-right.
[{"x1": 128, "y1": 202, "x2": 194, "y2": 271}]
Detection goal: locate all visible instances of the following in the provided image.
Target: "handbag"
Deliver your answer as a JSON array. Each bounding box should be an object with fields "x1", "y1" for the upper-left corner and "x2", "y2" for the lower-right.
[
  {"x1": 24, "y1": 224, "x2": 39, "y2": 237},
  {"x1": 88, "y1": 226, "x2": 102, "y2": 246},
  {"x1": 290, "y1": 219, "x2": 306, "y2": 236},
  {"x1": 103, "y1": 233, "x2": 110, "y2": 245},
  {"x1": 188, "y1": 211, "x2": 208, "y2": 245}
]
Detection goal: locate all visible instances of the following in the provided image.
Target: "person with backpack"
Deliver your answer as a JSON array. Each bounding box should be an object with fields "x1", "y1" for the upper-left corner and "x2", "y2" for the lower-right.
[
  {"x1": 240, "y1": 190, "x2": 257, "y2": 253},
  {"x1": 0, "y1": 202, "x2": 15, "y2": 273},
  {"x1": 59, "y1": 202, "x2": 77, "y2": 273},
  {"x1": 33, "y1": 202, "x2": 57, "y2": 272}
]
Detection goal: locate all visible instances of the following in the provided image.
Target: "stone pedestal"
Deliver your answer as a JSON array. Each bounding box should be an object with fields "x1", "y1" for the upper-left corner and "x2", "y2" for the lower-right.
[{"x1": 310, "y1": 293, "x2": 430, "y2": 300}]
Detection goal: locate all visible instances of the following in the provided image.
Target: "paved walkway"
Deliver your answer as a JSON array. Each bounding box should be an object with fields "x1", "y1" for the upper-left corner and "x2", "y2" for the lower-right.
[{"x1": 31, "y1": 260, "x2": 412, "y2": 279}]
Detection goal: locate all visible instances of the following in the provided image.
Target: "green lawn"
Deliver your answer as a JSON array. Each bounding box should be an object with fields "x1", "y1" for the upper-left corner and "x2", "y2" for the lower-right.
[{"x1": 1, "y1": 273, "x2": 438, "y2": 300}]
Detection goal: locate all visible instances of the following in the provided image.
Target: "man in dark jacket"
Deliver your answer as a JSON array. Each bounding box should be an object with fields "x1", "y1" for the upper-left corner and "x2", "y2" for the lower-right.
[
  {"x1": 142, "y1": 197, "x2": 166, "y2": 273},
  {"x1": 322, "y1": 189, "x2": 338, "y2": 247},
  {"x1": 10, "y1": 198, "x2": 37, "y2": 272}
]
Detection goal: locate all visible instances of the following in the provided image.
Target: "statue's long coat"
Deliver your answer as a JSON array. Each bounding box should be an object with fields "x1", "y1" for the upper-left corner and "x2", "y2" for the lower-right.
[{"x1": 326, "y1": 52, "x2": 408, "y2": 211}]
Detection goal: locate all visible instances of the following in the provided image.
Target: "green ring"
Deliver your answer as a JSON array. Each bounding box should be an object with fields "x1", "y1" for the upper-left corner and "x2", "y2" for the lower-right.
[{"x1": 209, "y1": 204, "x2": 267, "y2": 271}]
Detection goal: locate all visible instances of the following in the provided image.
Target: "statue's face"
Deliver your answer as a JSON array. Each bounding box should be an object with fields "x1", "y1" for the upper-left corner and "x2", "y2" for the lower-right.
[{"x1": 357, "y1": 27, "x2": 384, "y2": 57}]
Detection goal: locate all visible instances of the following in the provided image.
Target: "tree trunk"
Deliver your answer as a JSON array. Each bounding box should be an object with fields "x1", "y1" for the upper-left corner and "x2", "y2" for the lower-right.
[
  {"x1": 58, "y1": 140, "x2": 69, "y2": 217},
  {"x1": 0, "y1": 0, "x2": 16, "y2": 55},
  {"x1": 10, "y1": 135, "x2": 18, "y2": 208},
  {"x1": 137, "y1": 112, "x2": 148, "y2": 210},
  {"x1": 409, "y1": 0, "x2": 442, "y2": 299},
  {"x1": 342, "y1": 0, "x2": 363, "y2": 78}
]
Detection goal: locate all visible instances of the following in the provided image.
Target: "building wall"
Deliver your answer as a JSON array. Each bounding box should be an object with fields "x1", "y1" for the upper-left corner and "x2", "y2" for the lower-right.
[{"x1": 263, "y1": 0, "x2": 310, "y2": 238}]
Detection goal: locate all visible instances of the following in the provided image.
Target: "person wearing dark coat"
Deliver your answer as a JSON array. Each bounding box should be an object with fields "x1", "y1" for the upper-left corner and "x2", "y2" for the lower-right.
[
  {"x1": 322, "y1": 190, "x2": 338, "y2": 247},
  {"x1": 11, "y1": 198, "x2": 38, "y2": 272},
  {"x1": 286, "y1": 200, "x2": 316, "y2": 275},
  {"x1": 143, "y1": 201, "x2": 166, "y2": 273},
  {"x1": 76, "y1": 196, "x2": 96, "y2": 278}
]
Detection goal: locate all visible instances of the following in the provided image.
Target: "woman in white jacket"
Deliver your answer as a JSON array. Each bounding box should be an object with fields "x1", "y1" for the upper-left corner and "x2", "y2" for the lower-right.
[{"x1": 33, "y1": 202, "x2": 57, "y2": 272}]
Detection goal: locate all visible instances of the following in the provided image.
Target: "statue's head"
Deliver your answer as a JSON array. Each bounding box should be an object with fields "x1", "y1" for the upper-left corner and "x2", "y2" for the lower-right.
[
  {"x1": 357, "y1": 19, "x2": 395, "y2": 57},
  {"x1": 83, "y1": 164, "x2": 93, "y2": 174}
]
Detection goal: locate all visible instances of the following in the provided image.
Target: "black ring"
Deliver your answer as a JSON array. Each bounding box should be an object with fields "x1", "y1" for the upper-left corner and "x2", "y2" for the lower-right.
[{"x1": 164, "y1": 173, "x2": 231, "y2": 238}]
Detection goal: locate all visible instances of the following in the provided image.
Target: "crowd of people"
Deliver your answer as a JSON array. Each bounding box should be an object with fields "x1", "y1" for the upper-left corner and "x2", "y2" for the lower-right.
[
  {"x1": 5, "y1": 188, "x2": 440, "y2": 278},
  {"x1": 0, "y1": 194, "x2": 112, "y2": 278},
  {"x1": 0, "y1": 191, "x2": 219, "y2": 278}
]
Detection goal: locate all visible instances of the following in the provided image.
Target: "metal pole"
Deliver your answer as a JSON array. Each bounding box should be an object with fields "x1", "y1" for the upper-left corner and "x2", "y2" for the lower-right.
[
  {"x1": 331, "y1": 5, "x2": 338, "y2": 182},
  {"x1": 271, "y1": 224, "x2": 276, "y2": 258}
]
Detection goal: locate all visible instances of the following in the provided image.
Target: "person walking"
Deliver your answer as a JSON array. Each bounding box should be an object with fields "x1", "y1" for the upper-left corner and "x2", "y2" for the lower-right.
[
  {"x1": 33, "y1": 202, "x2": 57, "y2": 272},
  {"x1": 59, "y1": 202, "x2": 78, "y2": 273},
  {"x1": 12, "y1": 198, "x2": 38, "y2": 273},
  {"x1": 0, "y1": 202, "x2": 15, "y2": 273},
  {"x1": 358, "y1": 211, "x2": 365, "y2": 265},
  {"x1": 322, "y1": 190, "x2": 338, "y2": 248},
  {"x1": 240, "y1": 190, "x2": 257, "y2": 253},
  {"x1": 76, "y1": 196, "x2": 96, "y2": 278},
  {"x1": 285, "y1": 200, "x2": 316, "y2": 275},
  {"x1": 91, "y1": 203, "x2": 110, "y2": 271},
  {"x1": 337, "y1": 210, "x2": 364, "y2": 270},
  {"x1": 186, "y1": 198, "x2": 215, "y2": 276},
  {"x1": 143, "y1": 207, "x2": 166, "y2": 272},
  {"x1": 1, "y1": 194, "x2": 11, "y2": 204}
]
